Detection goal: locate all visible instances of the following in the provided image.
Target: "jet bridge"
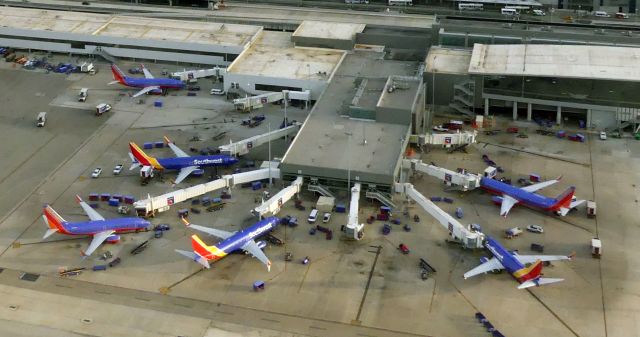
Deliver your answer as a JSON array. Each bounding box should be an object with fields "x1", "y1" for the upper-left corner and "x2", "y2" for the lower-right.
[
  {"x1": 343, "y1": 183, "x2": 364, "y2": 240},
  {"x1": 410, "y1": 130, "x2": 477, "y2": 147},
  {"x1": 400, "y1": 183, "x2": 484, "y2": 249},
  {"x1": 233, "y1": 90, "x2": 311, "y2": 112},
  {"x1": 252, "y1": 177, "x2": 303, "y2": 219},
  {"x1": 133, "y1": 167, "x2": 280, "y2": 217},
  {"x1": 406, "y1": 159, "x2": 481, "y2": 191},
  {"x1": 218, "y1": 123, "x2": 301, "y2": 156}
]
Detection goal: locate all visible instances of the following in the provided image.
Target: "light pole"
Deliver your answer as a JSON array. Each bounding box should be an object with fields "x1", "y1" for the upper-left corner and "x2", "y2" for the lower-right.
[
  {"x1": 283, "y1": 92, "x2": 288, "y2": 143},
  {"x1": 268, "y1": 123, "x2": 272, "y2": 188}
]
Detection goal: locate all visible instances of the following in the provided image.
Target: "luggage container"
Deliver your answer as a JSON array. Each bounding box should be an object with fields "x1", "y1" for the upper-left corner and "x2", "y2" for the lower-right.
[
  {"x1": 143, "y1": 142, "x2": 154, "y2": 149},
  {"x1": 430, "y1": 196, "x2": 442, "y2": 202},
  {"x1": 376, "y1": 213, "x2": 389, "y2": 221},
  {"x1": 108, "y1": 198, "x2": 120, "y2": 207},
  {"x1": 154, "y1": 141, "x2": 164, "y2": 148},
  {"x1": 455, "y1": 207, "x2": 463, "y2": 219},
  {"x1": 529, "y1": 174, "x2": 540, "y2": 182},
  {"x1": 380, "y1": 206, "x2": 391, "y2": 214},
  {"x1": 530, "y1": 243, "x2": 544, "y2": 252},
  {"x1": 443, "y1": 197, "x2": 454, "y2": 203},
  {"x1": 212, "y1": 197, "x2": 222, "y2": 204},
  {"x1": 592, "y1": 238, "x2": 602, "y2": 258},
  {"x1": 587, "y1": 200, "x2": 596, "y2": 218},
  {"x1": 89, "y1": 193, "x2": 99, "y2": 201},
  {"x1": 89, "y1": 203, "x2": 99, "y2": 209},
  {"x1": 382, "y1": 224, "x2": 391, "y2": 235},
  {"x1": 108, "y1": 257, "x2": 121, "y2": 267},
  {"x1": 556, "y1": 130, "x2": 566, "y2": 138},
  {"x1": 154, "y1": 100, "x2": 163, "y2": 107},
  {"x1": 100, "y1": 193, "x2": 111, "y2": 201},
  {"x1": 124, "y1": 196, "x2": 135, "y2": 204},
  {"x1": 251, "y1": 181, "x2": 262, "y2": 190},
  {"x1": 92, "y1": 265, "x2": 107, "y2": 271},
  {"x1": 335, "y1": 204, "x2": 346, "y2": 213},
  {"x1": 112, "y1": 194, "x2": 123, "y2": 202}
]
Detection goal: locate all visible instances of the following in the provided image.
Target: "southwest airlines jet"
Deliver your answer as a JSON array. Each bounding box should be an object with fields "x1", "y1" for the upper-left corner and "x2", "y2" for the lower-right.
[
  {"x1": 480, "y1": 177, "x2": 584, "y2": 217},
  {"x1": 129, "y1": 136, "x2": 238, "y2": 184},
  {"x1": 110, "y1": 64, "x2": 184, "y2": 97},
  {"x1": 464, "y1": 236, "x2": 572, "y2": 289},
  {"x1": 42, "y1": 195, "x2": 150, "y2": 257},
  {"x1": 176, "y1": 217, "x2": 280, "y2": 271}
]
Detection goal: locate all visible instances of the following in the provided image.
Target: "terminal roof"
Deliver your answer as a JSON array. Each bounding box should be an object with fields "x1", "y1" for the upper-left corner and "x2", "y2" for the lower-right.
[
  {"x1": 425, "y1": 47, "x2": 472, "y2": 75},
  {"x1": 292, "y1": 21, "x2": 365, "y2": 41},
  {"x1": 227, "y1": 31, "x2": 345, "y2": 80},
  {"x1": 0, "y1": 7, "x2": 261, "y2": 47},
  {"x1": 469, "y1": 44, "x2": 640, "y2": 82}
]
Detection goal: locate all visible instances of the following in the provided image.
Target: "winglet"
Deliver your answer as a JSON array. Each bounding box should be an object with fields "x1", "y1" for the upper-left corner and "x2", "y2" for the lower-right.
[
  {"x1": 75, "y1": 195, "x2": 83, "y2": 204},
  {"x1": 568, "y1": 251, "x2": 576, "y2": 260},
  {"x1": 556, "y1": 175, "x2": 563, "y2": 181},
  {"x1": 181, "y1": 217, "x2": 191, "y2": 227},
  {"x1": 163, "y1": 136, "x2": 173, "y2": 145},
  {"x1": 267, "y1": 261, "x2": 272, "y2": 272}
]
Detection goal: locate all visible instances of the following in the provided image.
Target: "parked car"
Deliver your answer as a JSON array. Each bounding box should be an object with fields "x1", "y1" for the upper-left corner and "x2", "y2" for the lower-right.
[
  {"x1": 432, "y1": 125, "x2": 449, "y2": 132},
  {"x1": 188, "y1": 85, "x2": 201, "y2": 91},
  {"x1": 210, "y1": 88, "x2": 225, "y2": 95},
  {"x1": 108, "y1": 257, "x2": 121, "y2": 267},
  {"x1": 322, "y1": 212, "x2": 331, "y2": 223},
  {"x1": 113, "y1": 164, "x2": 123, "y2": 175},
  {"x1": 91, "y1": 167, "x2": 103, "y2": 178},
  {"x1": 600, "y1": 131, "x2": 607, "y2": 140},
  {"x1": 398, "y1": 243, "x2": 410, "y2": 254},
  {"x1": 526, "y1": 224, "x2": 544, "y2": 233},
  {"x1": 154, "y1": 224, "x2": 171, "y2": 231}
]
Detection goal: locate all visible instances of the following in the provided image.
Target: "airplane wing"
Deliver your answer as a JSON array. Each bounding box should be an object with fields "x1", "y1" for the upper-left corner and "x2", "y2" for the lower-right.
[
  {"x1": 515, "y1": 254, "x2": 572, "y2": 265},
  {"x1": 165, "y1": 138, "x2": 190, "y2": 158},
  {"x1": 82, "y1": 230, "x2": 115, "y2": 257},
  {"x1": 76, "y1": 195, "x2": 105, "y2": 221},
  {"x1": 241, "y1": 240, "x2": 272, "y2": 271},
  {"x1": 132, "y1": 86, "x2": 160, "y2": 98},
  {"x1": 521, "y1": 178, "x2": 560, "y2": 193},
  {"x1": 175, "y1": 249, "x2": 211, "y2": 268},
  {"x1": 463, "y1": 257, "x2": 504, "y2": 279},
  {"x1": 182, "y1": 218, "x2": 234, "y2": 240},
  {"x1": 518, "y1": 277, "x2": 564, "y2": 289},
  {"x1": 500, "y1": 195, "x2": 519, "y2": 217},
  {"x1": 174, "y1": 166, "x2": 201, "y2": 185},
  {"x1": 141, "y1": 65, "x2": 154, "y2": 79}
]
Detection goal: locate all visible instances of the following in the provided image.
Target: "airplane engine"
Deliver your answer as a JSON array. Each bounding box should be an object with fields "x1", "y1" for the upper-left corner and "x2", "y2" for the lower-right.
[
  {"x1": 256, "y1": 240, "x2": 267, "y2": 250},
  {"x1": 106, "y1": 234, "x2": 121, "y2": 244}
]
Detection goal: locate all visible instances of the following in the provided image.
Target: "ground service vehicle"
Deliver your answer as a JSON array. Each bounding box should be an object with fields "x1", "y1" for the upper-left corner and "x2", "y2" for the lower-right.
[
  {"x1": 322, "y1": 212, "x2": 331, "y2": 223},
  {"x1": 308, "y1": 209, "x2": 318, "y2": 223},
  {"x1": 78, "y1": 88, "x2": 88, "y2": 102},
  {"x1": 501, "y1": 8, "x2": 518, "y2": 15},
  {"x1": 526, "y1": 225, "x2": 544, "y2": 233},
  {"x1": 96, "y1": 103, "x2": 111, "y2": 116},
  {"x1": 388, "y1": 0, "x2": 412, "y2": 5},
  {"x1": 113, "y1": 164, "x2": 123, "y2": 175},
  {"x1": 91, "y1": 167, "x2": 102, "y2": 178},
  {"x1": 458, "y1": 3, "x2": 483, "y2": 10},
  {"x1": 36, "y1": 112, "x2": 47, "y2": 127}
]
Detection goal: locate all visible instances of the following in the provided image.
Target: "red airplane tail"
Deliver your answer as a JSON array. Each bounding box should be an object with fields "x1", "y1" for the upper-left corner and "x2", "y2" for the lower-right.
[
  {"x1": 551, "y1": 186, "x2": 576, "y2": 211},
  {"x1": 128, "y1": 142, "x2": 153, "y2": 167},
  {"x1": 516, "y1": 260, "x2": 544, "y2": 283},
  {"x1": 110, "y1": 64, "x2": 127, "y2": 84},
  {"x1": 42, "y1": 205, "x2": 68, "y2": 238},
  {"x1": 191, "y1": 235, "x2": 214, "y2": 258}
]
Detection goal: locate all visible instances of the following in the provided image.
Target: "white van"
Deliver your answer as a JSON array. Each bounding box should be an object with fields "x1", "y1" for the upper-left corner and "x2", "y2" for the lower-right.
[
  {"x1": 501, "y1": 7, "x2": 518, "y2": 15},
  {"x1": 594, "y1": 11, "x2": 610, "y2": 17},
  {"x1": 533, "y1": 9, "x2": 546, "y2": 16},
  {"x1": 615, "y1": 12, "x2": 629, "y2": 19},
  {"x1": 307, "y1": 209, "x2": 318, "y2": 223}
]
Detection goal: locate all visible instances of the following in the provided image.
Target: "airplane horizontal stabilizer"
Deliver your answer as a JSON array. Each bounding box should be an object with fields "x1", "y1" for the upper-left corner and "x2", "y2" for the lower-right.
[
  {"x1": 517, "y1": 277, "x2": 564, "y2": 289},
  {"x1": 175, "y1": 249, "x2": 210, "y2": 269},
  {"x1": 43, "y1": 228, "x2": 58, "y2": 239}
]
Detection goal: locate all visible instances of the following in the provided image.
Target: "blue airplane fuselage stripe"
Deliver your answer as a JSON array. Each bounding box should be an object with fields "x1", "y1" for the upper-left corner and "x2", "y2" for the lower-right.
[
  {"x1": 123, "y1": 76, "x2": 184, "y2": 89},
  {"x1": 214, "y1": 217, "x2": 280, "y2": 254},
  {"x1": 480, "y1": 177, "x2": 557, "y2": 209},
  {"x1": 485, "y1": 236, "x2": 524, "y2": 275},
  {"x1": 62, "y1": 217, "x2": 150, "y2": 235},
  {"x1": 157, "y1": 155, "x2": 238, "y2": 170}
]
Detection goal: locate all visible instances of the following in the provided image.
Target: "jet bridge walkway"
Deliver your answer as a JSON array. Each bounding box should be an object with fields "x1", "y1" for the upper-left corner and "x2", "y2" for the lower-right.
[
  {"x1": 343, "y1": 183, "x2": 364, "y2": 240},
  {"x1": 133, "y1": 167, "x2": 280, "y2": 217},
  {"x1": 252, "y1": 177, "x2": 303, "y2": 219},
  {"x1": 219, "y1": 123, "x2": 301, "y2": 156},
  {"x1": 400, "y1": 183, "x2": 484, "y2": 249},
  {"x1": 405, "y1": 159, "x2": 481, "y2": 191}
]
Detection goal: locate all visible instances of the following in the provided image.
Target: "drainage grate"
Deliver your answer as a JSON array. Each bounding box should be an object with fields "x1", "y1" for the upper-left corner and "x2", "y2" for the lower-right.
[{"x1": 19, "y1": 273, "x2": 39, "y2": 282}]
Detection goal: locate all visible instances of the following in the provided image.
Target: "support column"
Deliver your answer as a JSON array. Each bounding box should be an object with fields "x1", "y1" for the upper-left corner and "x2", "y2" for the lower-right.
[
  {"x1": 512, "y1": 101, "x2": 518, "y2": 121},
  {"x1": 556, "y1": 106, "x2": 562, "y2": 125},
  {"x1": 484, "y1": 98, "x2": 489, "y2": 116},
  {"x1": 587, "y1": 109, "x2": 592, "y2": 128},
  {"x1": 527, "y1": 103, "x2": 532, "y2": 121}
]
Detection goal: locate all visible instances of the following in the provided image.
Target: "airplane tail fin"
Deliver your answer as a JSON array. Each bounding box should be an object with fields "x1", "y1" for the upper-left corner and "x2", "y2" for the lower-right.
[
  {"x1": 552, "y1": 186, "x2": 576, "y2": 211},
  {"x1": 516, "y1": 259, "x2": 544, "y2": 284},
  {"x1": 42, "y1": 205, "x2": 66, "y2": 238},
  {"x1": 128, "y1": 142, "x2": 154, "y2": 167},
  {"x1": 518, "y1": 277, "x2": 564, "y2": 289},
  {"x1": 110, "y1": 64, "x2": 127, "y2": 84}
]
